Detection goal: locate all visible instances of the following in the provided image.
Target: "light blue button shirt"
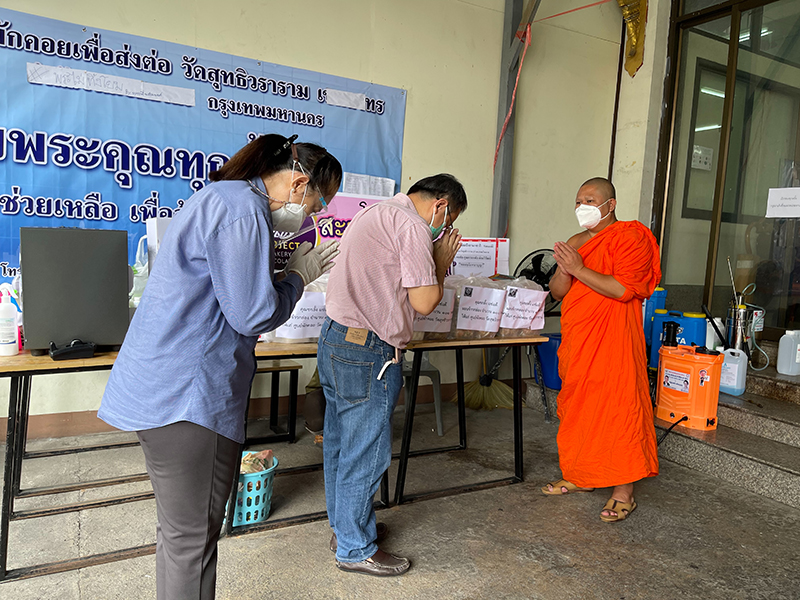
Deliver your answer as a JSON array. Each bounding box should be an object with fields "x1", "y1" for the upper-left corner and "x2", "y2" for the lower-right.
[{"x1": 98, "y1": 179, "x2": 303, "y2": 443}]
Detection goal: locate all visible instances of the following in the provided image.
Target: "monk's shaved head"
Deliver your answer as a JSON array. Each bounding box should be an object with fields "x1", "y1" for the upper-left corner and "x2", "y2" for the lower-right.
[{"x1": 580, "y1": 177, "x2": 616, "y2": 202}]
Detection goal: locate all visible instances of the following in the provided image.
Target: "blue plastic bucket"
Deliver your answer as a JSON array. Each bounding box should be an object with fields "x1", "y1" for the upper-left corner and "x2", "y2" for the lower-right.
[
  {"x1": 680, "y1": 313, "x2": 707, "y2": 348},
  {"x1": 643, "y1": 287, "x2": 667, "y2": 347},
  {"x1": 534, "y1": 334, "x2": 562, "y2": 390},
  {"x1": 231, "y1": 455, "x2": 278, "y2": 527}
]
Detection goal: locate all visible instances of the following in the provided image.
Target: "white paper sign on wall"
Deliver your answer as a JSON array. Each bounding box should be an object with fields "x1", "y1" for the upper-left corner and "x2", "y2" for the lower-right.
[
  {"x1": 451, "y1": 239, "x2": 510, "y2": 277},
  {"x1": 766, "y1": 187, "x2": 800, "y2": 218}
]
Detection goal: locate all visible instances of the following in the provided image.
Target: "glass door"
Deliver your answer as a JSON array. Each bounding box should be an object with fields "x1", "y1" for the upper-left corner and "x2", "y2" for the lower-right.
[
  {"x1": 712, "y1": 0, "x2": 800, "y2": 333},
  {"x1": 660, "y1": 15, "x2": 732, "y2": 313},
  {"x1": 660, "y1": 0, "x2": 800, "y2": 338}
]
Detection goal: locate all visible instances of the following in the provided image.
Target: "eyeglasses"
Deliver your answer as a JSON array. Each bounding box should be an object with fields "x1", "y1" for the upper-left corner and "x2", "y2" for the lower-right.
[
  {"x1": 437, "y1": 199, "x2": 453, "y2": 231},
  {"x1": 308, "y1": 183, "x2": 335, "y2": 217}
]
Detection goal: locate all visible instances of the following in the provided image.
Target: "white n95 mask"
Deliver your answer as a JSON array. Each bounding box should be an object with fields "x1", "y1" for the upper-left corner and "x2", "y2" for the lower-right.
[
  {"x1": 272, "y1": 160, "x2": 309, "y2": 233},
  {"x1": 271, "y1": 199, "x2": 307, "y2": 233},
  {"x1": 575, "y1": 199, "x2": 611, "y2": 229},
  {"x1": 248, "y1": 176, "x2": 309, "y2": 233}
]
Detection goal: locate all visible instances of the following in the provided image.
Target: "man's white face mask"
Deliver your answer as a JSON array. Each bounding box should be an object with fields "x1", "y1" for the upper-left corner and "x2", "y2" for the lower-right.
[{"x1": 575, "y1": 199, "x2": 611, "y2": 229}]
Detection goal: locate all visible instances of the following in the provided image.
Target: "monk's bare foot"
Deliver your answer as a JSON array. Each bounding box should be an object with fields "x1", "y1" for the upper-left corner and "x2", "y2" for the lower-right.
[
  {"x1": 543, "y1": 479, "x2": 594, "y2": 494},
  {"x1": 601, "y1": 483, "x2": 634, "y2": 517}
]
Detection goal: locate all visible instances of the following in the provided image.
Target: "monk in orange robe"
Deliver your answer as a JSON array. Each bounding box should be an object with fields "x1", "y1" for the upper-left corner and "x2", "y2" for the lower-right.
[{"x1": 544, "y1": 177, "x2": 660, "y2": 522}]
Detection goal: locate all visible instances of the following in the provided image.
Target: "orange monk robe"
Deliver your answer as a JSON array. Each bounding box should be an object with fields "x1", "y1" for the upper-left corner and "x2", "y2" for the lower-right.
[{"x1": 556, "y1": 220, "x2": 661, "y2": 489}]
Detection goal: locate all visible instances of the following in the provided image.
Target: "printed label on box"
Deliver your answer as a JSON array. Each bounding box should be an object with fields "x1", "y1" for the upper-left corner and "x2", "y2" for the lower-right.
[
  {"x1": 414, "y1": 288, "x2": 455, "y2": 333},
  {"x1": 663, "y1": 368, "x2": 690, "y2": 393},
  {"x1": 500, "y1": 287, "x2": 549, "y2": 330},
  {"x1": 456, "y1": 286, "x2": 506, "y2": 332}
]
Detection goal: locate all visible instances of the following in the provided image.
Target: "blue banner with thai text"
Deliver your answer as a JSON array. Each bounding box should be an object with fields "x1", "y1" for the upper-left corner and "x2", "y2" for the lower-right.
[{"x1": 0, "y1": 8, "x2": 406, "y2": 282}]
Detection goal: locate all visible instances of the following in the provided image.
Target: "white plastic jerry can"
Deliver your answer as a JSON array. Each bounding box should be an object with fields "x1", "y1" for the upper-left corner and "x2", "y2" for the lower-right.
[
  {"x1": 777, "y1": 331, "x2": 800, "y2": 376},
  {"x1": 717, "y1": 347, "x2": 747, "y2": 396}
]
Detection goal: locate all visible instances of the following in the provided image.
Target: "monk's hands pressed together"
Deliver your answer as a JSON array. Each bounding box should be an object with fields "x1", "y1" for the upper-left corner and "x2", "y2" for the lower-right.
[
  {"x1": 553, "y1": 241, "x2": 585, "y2": 277},
  {"x1": 553, "y1": 240, "x2": 626, "y2": 300}
]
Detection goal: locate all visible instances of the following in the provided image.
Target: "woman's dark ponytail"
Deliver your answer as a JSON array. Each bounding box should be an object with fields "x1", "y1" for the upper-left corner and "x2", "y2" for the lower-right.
[
  {"x1": 209, "y1": 134, "x2": 291, "y2": 182},
  {"x1": 209, "y1": 134, "x2": 342, "y2": 199}
]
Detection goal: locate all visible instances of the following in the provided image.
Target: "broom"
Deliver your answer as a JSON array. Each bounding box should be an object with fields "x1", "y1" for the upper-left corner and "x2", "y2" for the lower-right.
[{"x1": 451, "y1": 348, "x2": 514, "y2": 410}]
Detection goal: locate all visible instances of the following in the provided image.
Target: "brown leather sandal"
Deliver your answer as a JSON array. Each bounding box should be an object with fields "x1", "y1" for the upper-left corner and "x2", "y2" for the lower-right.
[
  {"x1": 541, "y1": 479, "x2": 595, "y2": 496},
  {"x1": 600, "y1": 498, "x2": 637, "y2": 522}
]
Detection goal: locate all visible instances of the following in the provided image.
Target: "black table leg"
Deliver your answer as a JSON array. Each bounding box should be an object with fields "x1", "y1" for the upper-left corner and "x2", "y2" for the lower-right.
[
  {"x1": 13, "y1": 376, "x2": 31, "y2": 494},
  {"x1": 393, "y1": 350, "x2": 423, "y2": 505},
  {"x1": 513, "y1": 346, "x2": 524, "y2": 481},
  {"x1": 0, "y1": 376, "x2": 22, "y2": 580},
  {"x1": 389, "y1": 350, "x2": 463, "y2": 461},
  {"x1": 288, "y1": 370, "x2": 298, "y2": 443},
  {"x1": 455, "y1": 349, "x2": 467, "y2": 449},
  {"x1": 269, "y1": 372, "x2": 280, "y2": 434},
  {"x1": 379, "y1": 470, "x2": 389, "y2": 506}
]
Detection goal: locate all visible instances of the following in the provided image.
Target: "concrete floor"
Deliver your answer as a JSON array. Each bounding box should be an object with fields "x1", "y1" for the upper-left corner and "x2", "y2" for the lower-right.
[{"x1": 2, "y1": 397, "x2": 799, "y2": 600}]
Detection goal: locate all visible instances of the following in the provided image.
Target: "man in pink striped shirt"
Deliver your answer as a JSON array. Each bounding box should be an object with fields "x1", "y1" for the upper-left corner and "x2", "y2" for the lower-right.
[{"x1": 318, "y1": 174, "x2": 466, "y2": 577}]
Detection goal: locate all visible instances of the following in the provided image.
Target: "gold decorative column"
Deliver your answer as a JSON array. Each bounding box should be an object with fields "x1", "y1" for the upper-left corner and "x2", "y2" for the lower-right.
[{"x1": 617, "y1": 0, "x2": 648, "y2": 77}]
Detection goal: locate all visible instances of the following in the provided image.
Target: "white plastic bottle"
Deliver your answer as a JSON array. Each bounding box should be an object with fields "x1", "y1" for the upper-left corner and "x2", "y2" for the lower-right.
[
  {"x1": 777, "y1": 331, "x2": 800, "y2": 376},
  {"x1": 0, "y1": 291, "x2": 19, "y2": 356},
  {"x1": 718, "y1": 347, "x2": 747, "y2": 396}
]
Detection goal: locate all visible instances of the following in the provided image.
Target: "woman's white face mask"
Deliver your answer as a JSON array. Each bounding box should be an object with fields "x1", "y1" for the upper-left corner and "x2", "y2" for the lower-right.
[
  {"x1": 575, "y1": 199, "x2": 611, "y2": 229},
  {"x1": 271, "y1": 185, "x2": 308, "y2": 233},
  {"x1": 249, "y1": 160, "x2": 310, "y2": 233}
]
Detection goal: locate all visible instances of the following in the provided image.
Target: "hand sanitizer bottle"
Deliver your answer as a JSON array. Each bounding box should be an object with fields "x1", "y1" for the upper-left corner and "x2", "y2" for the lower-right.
[
  {"x1": 718, "y1": 347, "x2": 747, "y2": 396},
  {"x1": 0, "y1": 290, "x2": 19, "y2": 356}
]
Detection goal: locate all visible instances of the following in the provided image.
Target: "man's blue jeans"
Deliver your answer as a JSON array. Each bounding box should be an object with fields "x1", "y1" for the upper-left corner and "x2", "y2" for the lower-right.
[{"x1": 318, "y1": 318, "x2": 402, "y2": 563}]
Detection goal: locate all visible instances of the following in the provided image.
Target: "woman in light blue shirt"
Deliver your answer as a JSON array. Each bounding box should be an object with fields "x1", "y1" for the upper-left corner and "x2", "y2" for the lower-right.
[{"x1": 99, "y1": 134, "x2": 341, "y2": 600}]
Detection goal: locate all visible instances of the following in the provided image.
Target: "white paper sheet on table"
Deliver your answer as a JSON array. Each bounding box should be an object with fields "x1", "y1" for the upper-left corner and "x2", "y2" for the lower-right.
[
  {"x1": 500, "y1": 288, "x2": 549, "y2": 330},
  {"x1": 274, "y1": 292, "x2": 327, "y2": 339},
  {"x1": 766, "y1": 187, "x2": 800, "y2": 218},
  {"x1": 456, "y1": 286, "x2": 506, "y2": 332},
  {"x1": 414, "y1": 288, "x2": 455, "y2": 332}
]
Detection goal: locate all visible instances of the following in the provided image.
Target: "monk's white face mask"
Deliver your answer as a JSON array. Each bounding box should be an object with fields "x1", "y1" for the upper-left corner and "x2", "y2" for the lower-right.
[{"x1": 575, "y1": 199, "x2": 611, "y2": 229}]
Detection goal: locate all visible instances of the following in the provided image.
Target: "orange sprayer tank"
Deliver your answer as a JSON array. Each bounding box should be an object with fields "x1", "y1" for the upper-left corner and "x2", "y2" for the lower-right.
[{"x1": 655, "y1": 345, "x2": 724, "y2": 431}]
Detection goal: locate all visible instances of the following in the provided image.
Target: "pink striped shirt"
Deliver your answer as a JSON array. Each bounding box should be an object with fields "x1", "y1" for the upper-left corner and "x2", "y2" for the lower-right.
[{"x1": 326, "y1": 193, "x2": 438, "y2": 348}]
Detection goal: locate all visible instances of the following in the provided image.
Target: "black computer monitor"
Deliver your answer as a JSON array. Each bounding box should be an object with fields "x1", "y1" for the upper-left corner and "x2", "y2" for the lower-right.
[{"x1": 19, "y1": 228, "x2": 130, "y2": 354}]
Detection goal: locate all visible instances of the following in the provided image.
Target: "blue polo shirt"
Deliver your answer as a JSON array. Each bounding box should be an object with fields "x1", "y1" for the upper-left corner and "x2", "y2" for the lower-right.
[{"x1": 98, "y1": 179, "x2": 303, "y2": 443}]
